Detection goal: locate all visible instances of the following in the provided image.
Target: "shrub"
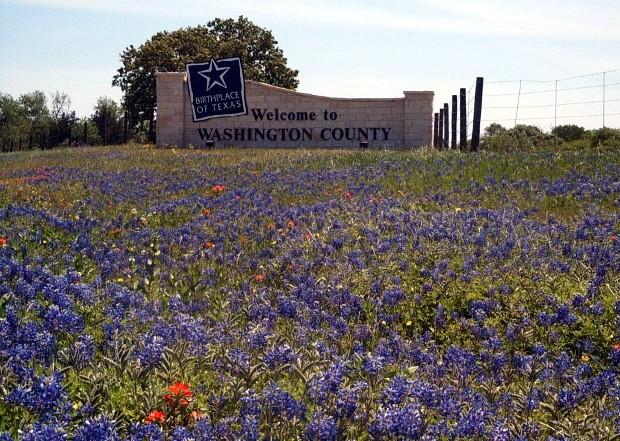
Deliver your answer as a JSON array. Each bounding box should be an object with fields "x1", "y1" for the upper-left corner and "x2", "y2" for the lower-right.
[
  {"x1": 552, "y1": 124, "x2": 585, "y2": 142},
  {"x1": 590, "y1": 127, "x2": 620, "y2": 147},
  {"x1": 481, "y1": 124, "x2": 558, "y2": 151}
]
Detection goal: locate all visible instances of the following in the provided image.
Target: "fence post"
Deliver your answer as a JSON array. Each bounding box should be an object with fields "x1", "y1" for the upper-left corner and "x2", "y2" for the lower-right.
[
  {"x1": 603, "y1": 71, "x2": 606, "y2": 128},
  {"x1": 439, "y1": 108, "x2": 444, "y2": 148},
  {"x1": 459, "y1": 88, "x2": 467, "y2": 150},
  {"x1": 443, "y1": 103, "x2": 449, "y2": 149},
  {"x1": 514, "y1": 79, "x2": 522, "y2": 127},
  {"x1": 84, "y1": 122, "x2": 88, "y2": 144},
  {"x1": 554, "y1": 80, "x2": 558, "y2": 130},
  {"x1": 471, "y1": 77, "x2": 484, "y2": 152},
  {"x1": 433, "y1": 112, "x2": 439, "y2": 148},
  {"x1": 451, "y1": 95, "x2": 457, "y2": 149}
]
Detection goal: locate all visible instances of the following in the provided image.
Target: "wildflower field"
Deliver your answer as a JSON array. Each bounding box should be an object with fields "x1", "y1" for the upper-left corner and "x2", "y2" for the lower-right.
[{"x1": 1, "y1": 145, "x2": 619, "y2": 440}]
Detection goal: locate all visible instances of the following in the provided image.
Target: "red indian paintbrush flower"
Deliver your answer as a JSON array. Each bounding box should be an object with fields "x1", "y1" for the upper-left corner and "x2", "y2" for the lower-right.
[
  {"x1": 211, "y1": 184, "x2": 225, "y2": 193},
  {"x1": 164, "y1": 381, "x2": 192, "y2": 406},
  {"x1": 612, "y1": 343, "x2": 620, "y2": 351},
  {"x1": 0, "y1": 237, "x2": 7, "y2": 247},
  {"x1": 145, "y1": 409, "x2": 165, "y2": 424}
]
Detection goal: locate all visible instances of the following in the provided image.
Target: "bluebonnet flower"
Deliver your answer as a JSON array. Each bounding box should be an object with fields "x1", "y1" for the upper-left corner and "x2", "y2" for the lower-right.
[
  {"x1": 262, "y1": 384, "x2": 306, "y2": 419},
  {"x1": 335, "y1": 382, "x2": 365, "y2": 419},
  {"x1": 554, "y1": 352, "x2": 572, "y2": 376},
  {"x1": 369, "y1": 404, "x2": 424, "y2": 440},
  {"x1": 240, "y1": 391, "x2": 261, "y2": 418},
  {"x1": 308, "y1": 363, "x2": 344, "y2": 404},
  {"x1": 381, "y1": 288, "x2": 404, "y2": 307},
  {"x1": 557, "y1": 388, "x2": 577, "y2": 409},
  {"x1": 20, "y1": 422, "x2": 67, "y2": 441},
  {"x1": 7, "y1": 372, "x2": 66, "y2": 415},
  {"x1": 277, "y1": 297, "x2": 297, "y2": 319},
  {"x1": 263, "y1": 344, "x2": 296, "y2": 369},
  {"x1": 383, "y1": 376, "x2": 411, "y2": 405},
  {"x1": 306, "y1": 412, "x2": 337, "y2": 441},
  {"x1": 135, "y1": 334, "x2": 166, "y2": 368},
  {"x1": 72, "y1": 416, "x2": 119, "y2": 441},
  {"x1": 239, "y1": 415, "x2": 259, "y2": 441}
]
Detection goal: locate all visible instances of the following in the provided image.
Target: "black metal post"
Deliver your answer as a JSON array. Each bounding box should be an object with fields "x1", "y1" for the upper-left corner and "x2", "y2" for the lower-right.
[
  {"x1": 459, "y1": 88, "x2": 467, "y2": 150},
  {"x1": 443, "y1": 103, "x2": 449, "y2": 149},
  {"x1": 451, "y1": 95, "x2": 457, "y2": 149},
  {"x1": 438, "y1": 109, "x2": 444, "y2": 148},
  {"x1": 471, "y1": 77, "x2": 484, "y2": 152},
  {"x1": 433, "y1": 112, "x2": 439, "y2": 147}
]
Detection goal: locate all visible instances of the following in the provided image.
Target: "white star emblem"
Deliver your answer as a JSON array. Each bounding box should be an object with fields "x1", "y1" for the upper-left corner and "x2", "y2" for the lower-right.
[{"x1": 197, "y1": 59, "x2": 230, "y2": 92}]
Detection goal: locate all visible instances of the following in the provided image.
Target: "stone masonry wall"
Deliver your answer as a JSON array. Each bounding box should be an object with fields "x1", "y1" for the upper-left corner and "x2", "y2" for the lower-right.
[{"x1": 156, "y1": 72, "x2": 433, "y2": 148}]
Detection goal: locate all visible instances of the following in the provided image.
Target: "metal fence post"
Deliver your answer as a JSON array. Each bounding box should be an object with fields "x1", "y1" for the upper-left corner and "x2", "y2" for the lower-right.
[
  {"x1": 459, "y1": 88, "x2": 467, "y2": 150},
  {"x1": 471, "y1": 77, "x2": 484, "y2": 152},
  {"x1": 433, "y1": 112, "x2": 439, "y2": 148},
  {"x1": 439, "y1": 108, "x2": 444, "y2": 148},
  {"x1": 443, "y1": 102, "x2": 449, "y2": 149}
]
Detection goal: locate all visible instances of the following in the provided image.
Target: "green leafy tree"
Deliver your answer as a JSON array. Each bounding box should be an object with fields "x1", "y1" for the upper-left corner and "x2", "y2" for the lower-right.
[
  {"x1": 0, "y1": 93, "x2": 27, "y2": 151},
  {"x1": 91, "y1": 97, "x2": 122, "y2": 145},
  {"x1": 70, "y1": 118, "x2": 100, "y2": 145},
  {"x1": 19, "y1": 91, "x2": 52, "y2": 149},
  {"x1": 112, "y1": 16, "x2": 299, "y2": 142}
]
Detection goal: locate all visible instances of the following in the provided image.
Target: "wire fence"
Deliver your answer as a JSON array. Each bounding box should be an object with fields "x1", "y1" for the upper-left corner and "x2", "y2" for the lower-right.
[
  {"x1": 434, "y1": 68, "x2": 620, "y2": 151},
  {"x1": 482, "y1": 68, "x2": 620, "y2": 132}
]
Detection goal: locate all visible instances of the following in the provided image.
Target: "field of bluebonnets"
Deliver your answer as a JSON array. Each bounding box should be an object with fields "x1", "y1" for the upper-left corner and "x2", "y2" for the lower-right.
[{"x1": 1, "y1": 144, "x2": 619, "y2": 440}]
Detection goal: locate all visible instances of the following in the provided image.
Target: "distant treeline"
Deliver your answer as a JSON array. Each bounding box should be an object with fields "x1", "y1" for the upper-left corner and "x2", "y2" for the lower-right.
[
  {"x1": 481, "y1": 123, "x2": 620, "y2": 151},
  {"x1": 0, "y1": 91, "x2": 150, "y2": 153}
]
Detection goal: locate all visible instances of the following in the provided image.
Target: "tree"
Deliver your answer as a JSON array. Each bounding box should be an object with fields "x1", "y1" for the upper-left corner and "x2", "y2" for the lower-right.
[
  {"x1": 0, "y1": 93, "x2": 27, "y2": 151},
  {"x1": 18, "y1": 91, "x2": 51, "y2": 149},
  {"x1": 551, "y1": 124, "x2": 585, "y2": 142},
  {"x1": 91, "y1": 97, "x2": 122, "y2": 145},
  {"x1": 112, "y1": 16, "x2": 299, "y2": 142},
  {"x1": 50, "y1": 91, "x2": 72, "y2": 121},
  {"x1": 50, "y1": 91, "x2": 78, "y2": 146},
  {"x1": 71, "y1": 118, "x2": 100, "y2": 145}
]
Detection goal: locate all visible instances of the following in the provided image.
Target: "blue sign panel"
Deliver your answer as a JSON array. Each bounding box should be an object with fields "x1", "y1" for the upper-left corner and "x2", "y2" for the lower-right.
[{"x1": 186, "y1": 57, "x2": 247, "y2": 122}]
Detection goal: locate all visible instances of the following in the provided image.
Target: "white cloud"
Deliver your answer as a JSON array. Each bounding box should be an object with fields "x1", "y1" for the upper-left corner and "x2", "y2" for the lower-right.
[{"x1": 5, "y1": 0, "x2": 620, "y2": 41}]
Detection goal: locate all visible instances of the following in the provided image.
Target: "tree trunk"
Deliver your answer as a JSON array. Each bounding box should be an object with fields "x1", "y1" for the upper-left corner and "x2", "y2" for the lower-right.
[{"x1": 148, "y1": 115, "x2": 155, "y2": 143}]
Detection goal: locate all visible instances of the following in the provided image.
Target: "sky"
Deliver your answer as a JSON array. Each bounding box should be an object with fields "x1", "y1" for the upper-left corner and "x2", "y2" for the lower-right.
[{"x1": 1, "y1": 0, "x2": 619, "y2": 130}]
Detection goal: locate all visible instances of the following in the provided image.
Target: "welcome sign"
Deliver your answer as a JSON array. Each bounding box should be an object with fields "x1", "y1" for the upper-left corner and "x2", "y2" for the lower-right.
[
  {"x1": 186, "y1": 57, "x2": 248, "y2": 121},
  {"x1": 157, "y1": 69, "x2": 433, "y2": 148}
]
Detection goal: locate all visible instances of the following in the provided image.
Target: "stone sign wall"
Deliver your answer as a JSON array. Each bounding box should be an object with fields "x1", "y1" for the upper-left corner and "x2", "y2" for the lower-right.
[{"x1": 156, "y1": 72, "x2": 433, "y2": 148}]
